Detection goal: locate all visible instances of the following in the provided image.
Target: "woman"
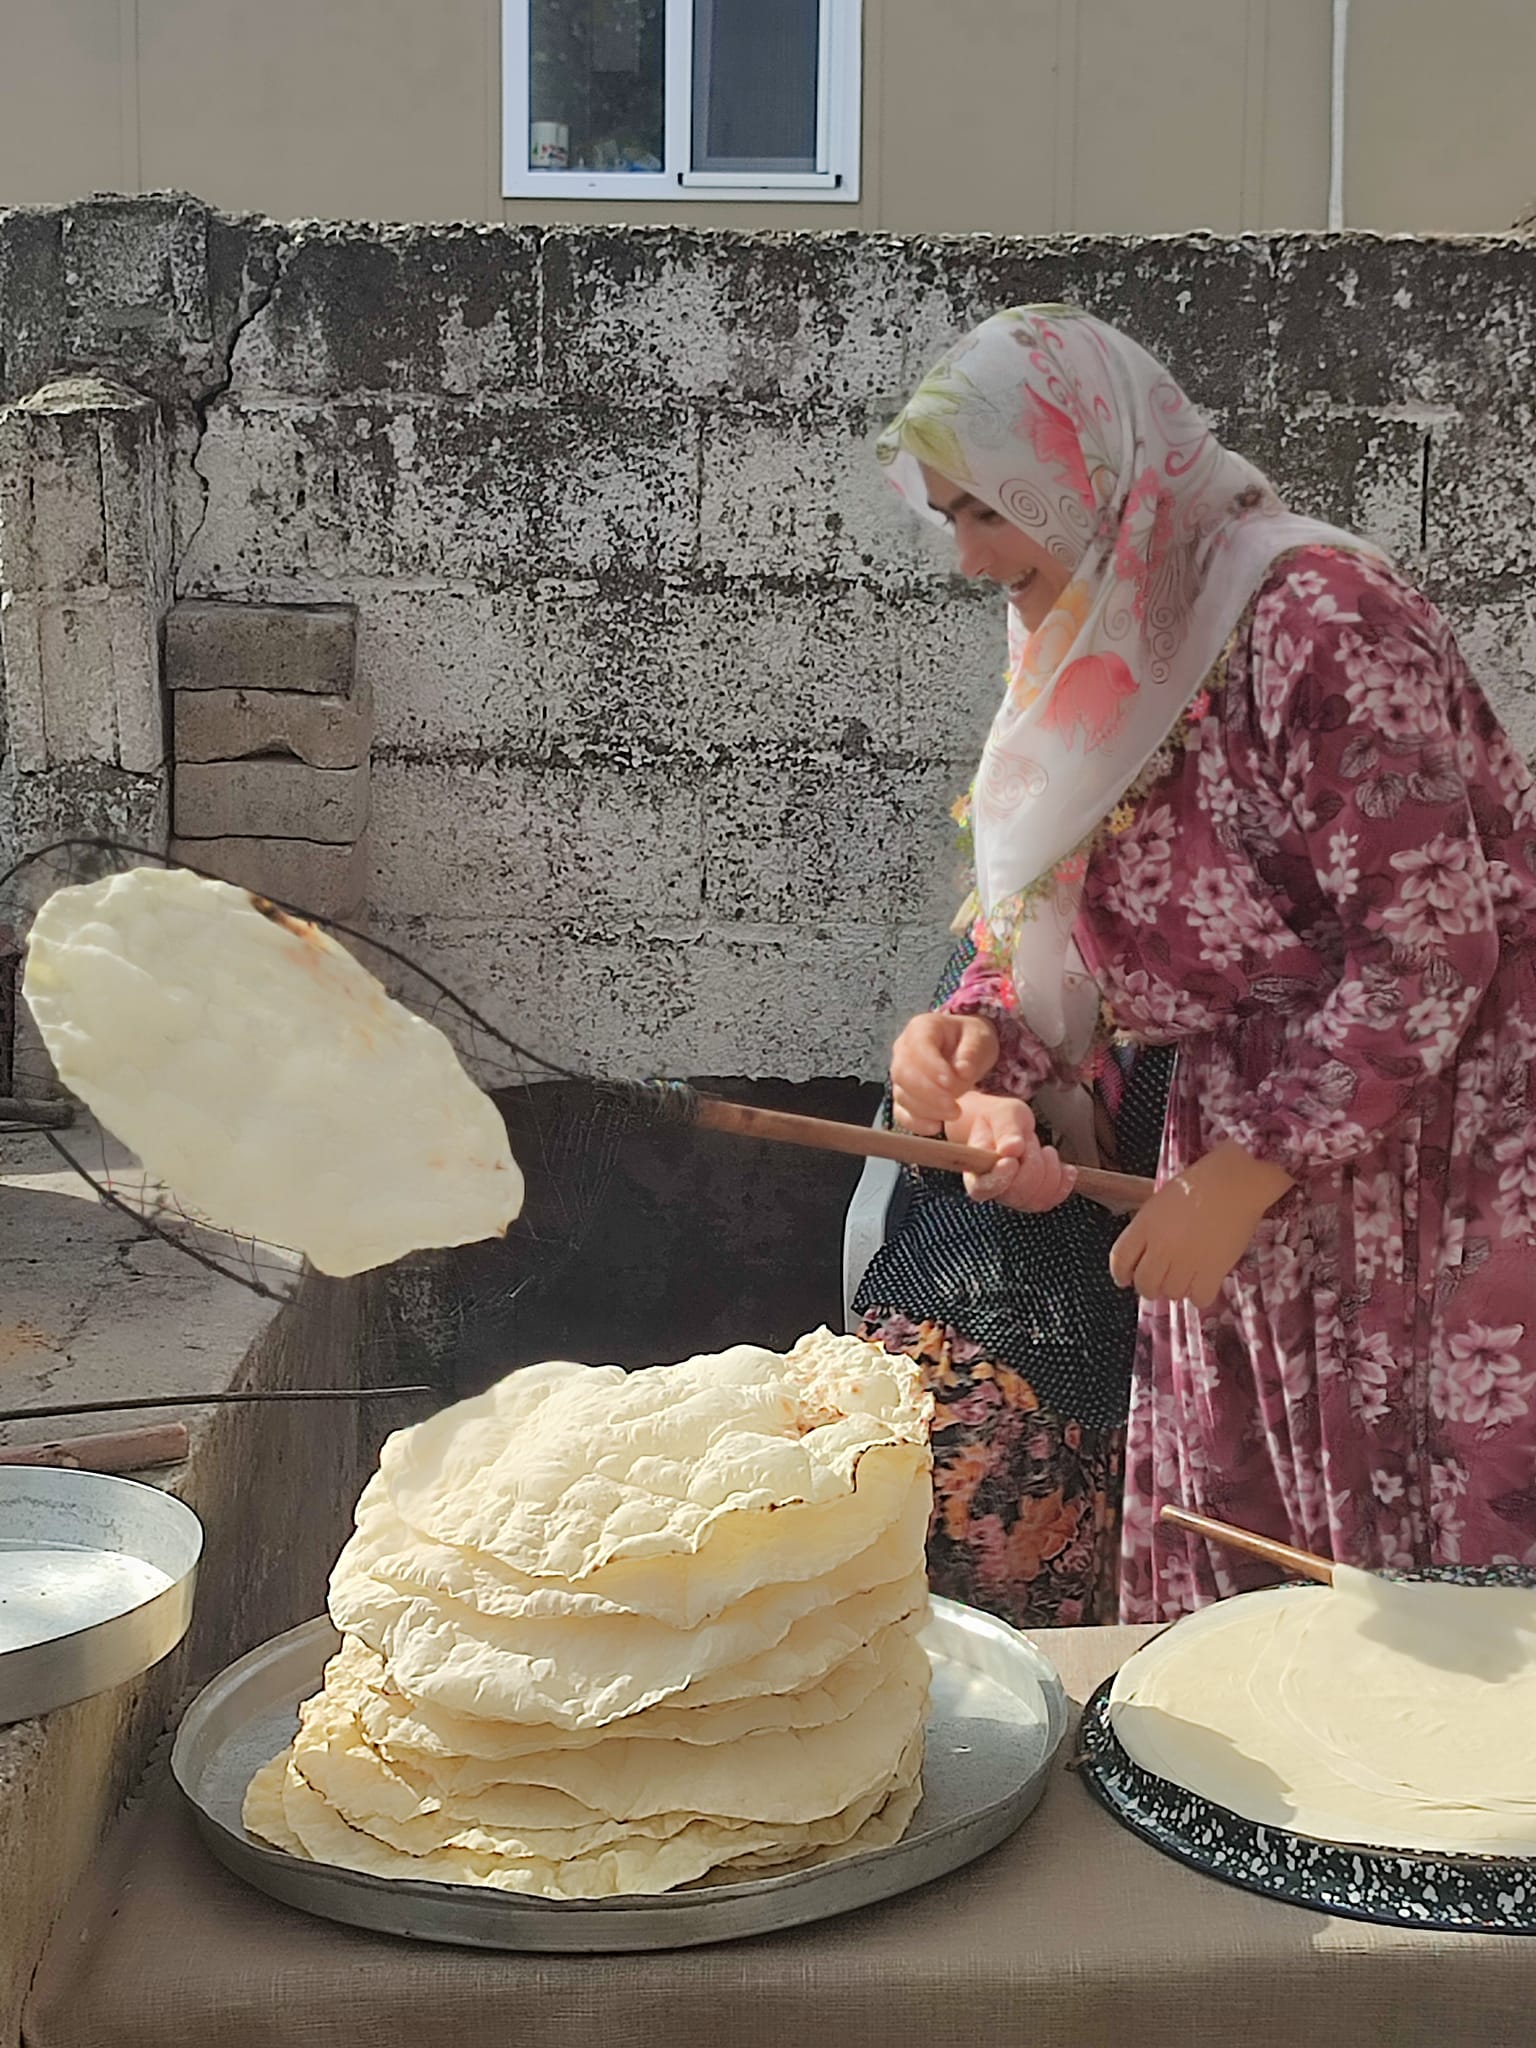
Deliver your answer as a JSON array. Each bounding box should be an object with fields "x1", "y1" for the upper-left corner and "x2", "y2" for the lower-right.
[
  {"x1": 852, "y1": 924, "x2": 1171, "y2": 1628},
  {"x1": 881, "y1": 305, "x2": 1536, "y2": 1623}
]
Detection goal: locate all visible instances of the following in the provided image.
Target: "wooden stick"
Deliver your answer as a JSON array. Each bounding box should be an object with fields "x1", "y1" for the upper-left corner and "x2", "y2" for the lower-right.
[
  {"x1": 0, "y1": 1386, "x2": 436, "y2": 1425},
  {"x1": 0, "y1": 1422, "x2": 189, "y2": 1473},
  {"x1": 688, "y1": 1096, "x2": 1157, "y2": 1211},
  {"x1": 1159, "y1": 1503, "x2": 1335, "y2": 1586}
]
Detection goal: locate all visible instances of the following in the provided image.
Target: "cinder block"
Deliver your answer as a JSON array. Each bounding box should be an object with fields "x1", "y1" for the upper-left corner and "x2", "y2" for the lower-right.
[
  {"x1": 698, "y1": 409, "x2": 944, "y2": 586},
  {"x1": 367, "y1": 759, "x2": 699, "y2": 922},
  {"x1": 0, "y1": 590, "x2": 47, "y2": 771},
  {"x1": 165, "y1": 600, "x2": 358, "y2": 696},
  {"x1": 229, "y1": 224, "x2": 541, "y2": 399},
  {"x1": 170, "y1": 836, "x2": 369, "y2": 918},
  {"x1": 106, "y1": 588, "x2": 167, "y2": 773},
  {"x1": 35, "y1": 593, "x2": 118, "y2": 763},
  {"x1": 0, "y1": 403, "x2": 106, "y2": 592},
  {"x1": 177, "y1": 401, "x2": 698, "y2": 592},
  {"x1": 174, "y1": 760, "x2": 369, "y2": 844},
  {"x1": 173, "y1": 678, "x2": 372, "y2": 770},
  {"x1": 0, "y1": 379, "x2": 166, "y2": 596}
]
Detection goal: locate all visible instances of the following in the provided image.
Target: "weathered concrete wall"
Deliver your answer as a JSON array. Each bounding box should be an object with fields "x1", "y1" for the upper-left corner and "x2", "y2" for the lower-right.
[
  {"x1": 0, "y1": 1125, "x2": 414, "y2": 2046},
  {"x1": 4, "y1": 198, "x2": 1536, "y2": 1081}
]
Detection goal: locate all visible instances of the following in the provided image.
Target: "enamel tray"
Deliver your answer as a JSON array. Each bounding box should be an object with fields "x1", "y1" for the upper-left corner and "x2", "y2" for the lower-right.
[{"x1": 1077, "y1": 1566, "x2": 1536, "y2": 1933}]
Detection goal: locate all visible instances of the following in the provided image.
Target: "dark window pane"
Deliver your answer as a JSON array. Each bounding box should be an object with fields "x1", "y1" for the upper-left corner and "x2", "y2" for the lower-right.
[
  {"x1": 693, "y1": 0, "x2": 820, "y2": 174},
  {"x1": 529, "y1": 0, "x2": 666, "y2": 173}
]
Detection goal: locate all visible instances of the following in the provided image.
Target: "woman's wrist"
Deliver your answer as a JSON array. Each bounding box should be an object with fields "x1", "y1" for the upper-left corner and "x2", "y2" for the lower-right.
[{"x1": 1182, "y1": 1140, "x2": 1294, "y2": 1216}]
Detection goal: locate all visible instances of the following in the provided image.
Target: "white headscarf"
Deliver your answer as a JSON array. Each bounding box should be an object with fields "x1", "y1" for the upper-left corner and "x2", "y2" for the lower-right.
[{"x1": 880, "y1": 307, "x2": 1373, "y2": 1096}]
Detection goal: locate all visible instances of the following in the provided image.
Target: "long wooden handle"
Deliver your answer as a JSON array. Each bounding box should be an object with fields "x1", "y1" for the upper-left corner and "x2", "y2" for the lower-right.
[
  {"x1": 0, "y1": 1422, "x2": 190, "y2": 1473},
  {"x1": 1159, "y1": 1504, "x2": 1335, "y2": 1586},
  {"x1": 689, "y1": 1097, "x2": 1157, "y2": 1211}
]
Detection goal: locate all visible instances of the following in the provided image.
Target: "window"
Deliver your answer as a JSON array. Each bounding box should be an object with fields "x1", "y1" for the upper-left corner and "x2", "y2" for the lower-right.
[{"x1": 502, "y1": 0, "x2": 862, "y2": 202}]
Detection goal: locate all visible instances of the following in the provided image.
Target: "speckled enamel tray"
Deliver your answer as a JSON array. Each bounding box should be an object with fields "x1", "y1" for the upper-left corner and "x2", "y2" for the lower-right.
[{"x1": 1077, "y1": 1566, "x2": 1536, "y2": 1933}]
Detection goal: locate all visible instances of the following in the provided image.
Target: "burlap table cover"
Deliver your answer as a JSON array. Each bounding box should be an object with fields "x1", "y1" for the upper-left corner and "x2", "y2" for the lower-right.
[{"x1": 22, "y1": 1625, "x2": 1531, "y2": 2048}]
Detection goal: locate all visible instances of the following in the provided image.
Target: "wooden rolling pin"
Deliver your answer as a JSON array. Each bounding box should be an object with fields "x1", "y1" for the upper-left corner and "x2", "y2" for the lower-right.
[
  {"x1": 688, "y1": 1095, "x2": 1157, "y2": 1212},
  {"x1": 1159, "y1": 1503, "x2": 1335, "y2": 1586},
  {"x1": 0, "y1": 1421, "x2": 190, "y2": 1474}
]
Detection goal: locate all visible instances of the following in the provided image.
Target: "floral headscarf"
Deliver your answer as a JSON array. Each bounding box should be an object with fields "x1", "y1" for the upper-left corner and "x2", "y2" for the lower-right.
[{"x1": 880, "y1": 305, "x2": 1373, "y2": 1075}]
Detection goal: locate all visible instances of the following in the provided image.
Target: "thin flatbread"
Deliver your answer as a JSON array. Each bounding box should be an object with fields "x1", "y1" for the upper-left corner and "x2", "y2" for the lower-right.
[{"x1": 23, "y1": 864, "x2": 522, "y2": 1275}]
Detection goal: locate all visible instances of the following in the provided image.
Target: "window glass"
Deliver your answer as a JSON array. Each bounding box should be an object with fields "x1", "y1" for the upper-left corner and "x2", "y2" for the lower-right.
[{"x1": 528, "y1": 0, "x2": 666, "y2": 174}]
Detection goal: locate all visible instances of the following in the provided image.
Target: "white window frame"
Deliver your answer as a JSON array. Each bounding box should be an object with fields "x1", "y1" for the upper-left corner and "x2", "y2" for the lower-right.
[{"x1": 502, "y1": 0, "x2": 861, "y2": 203}]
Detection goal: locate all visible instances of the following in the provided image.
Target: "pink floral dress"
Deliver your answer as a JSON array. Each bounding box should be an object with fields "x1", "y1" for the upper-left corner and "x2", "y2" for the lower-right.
[{"x1": 951, "y1": 546, "x2": 1536, "y2": 1623}]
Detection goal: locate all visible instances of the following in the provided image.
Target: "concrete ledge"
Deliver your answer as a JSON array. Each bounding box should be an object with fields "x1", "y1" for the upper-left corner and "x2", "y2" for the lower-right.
[{"x1": 0, "y1": 1125, "x2": 422, "y2": 2045}]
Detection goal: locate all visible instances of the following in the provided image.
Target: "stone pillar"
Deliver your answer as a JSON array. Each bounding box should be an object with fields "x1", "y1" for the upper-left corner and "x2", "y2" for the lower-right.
[
  {"x1": 0, "y1": 375, "x2": 173, "y2": 852},
  {"x1": 0, "y1": 374, "x2": 174, "y2": 1091}
]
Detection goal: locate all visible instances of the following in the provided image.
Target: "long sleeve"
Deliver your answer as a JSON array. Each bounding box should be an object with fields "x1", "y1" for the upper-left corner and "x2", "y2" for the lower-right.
[
  {"x1": 942, "y1": 942, "x2": 1056, "y2": 1098},
  {"x1": 1225, "y1": 569, "x2": 1506, "y2": 1177}
]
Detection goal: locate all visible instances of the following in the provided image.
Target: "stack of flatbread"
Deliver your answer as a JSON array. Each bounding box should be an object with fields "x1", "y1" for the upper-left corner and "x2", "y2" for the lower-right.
[
  {"x1": 244, "y1": 1329, "x2": 936, "y2": 1898},
  {"x1": 22, "y1": 865, "x2": 523, "y2": 1274}
]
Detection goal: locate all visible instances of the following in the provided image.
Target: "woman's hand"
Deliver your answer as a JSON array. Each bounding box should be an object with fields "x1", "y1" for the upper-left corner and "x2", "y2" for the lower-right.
[
  {"x1": 946, "y1": 1091, "x2": 1078, "y2": 1212},
  {"x1": 1109, "y1": 1142, "x2": 1294, "y2": 1306},
  {"x1": 890, "y1": 1012, "x2": 1000, "y2": 1135}
]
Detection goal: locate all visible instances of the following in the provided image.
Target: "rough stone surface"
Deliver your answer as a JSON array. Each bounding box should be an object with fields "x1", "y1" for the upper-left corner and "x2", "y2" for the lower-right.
[
  {"x1": 0, "y1": 195, "x2": 281, "y2": 409},
  {"x1": 173, "y1": 759, "x2": 369, "y2": 842},
  {"x1": 0, "y1": 1124, "x2": 407, "y2": 2047},
  {"x1": 6, "y1": 763, "x2": 167, "y2": 861},
  {"x1": 177, "y1": 401, "x2": 701, "y2": 591},
  {"x1": 164, "y1": 599, "x2": 358, "y2": 696},
  {"x1": 229, "y1": 224, "x2": 541, "y2": 400},
  {"x1": 169, "y1": 834, "x2": 369, "y2": 916},
  {"x1": 6, "y1": 205, "x2": 1536, "y2": 1078},
  {"x1": 172, "y1": 678, "x2": 371, "y2": 769}
]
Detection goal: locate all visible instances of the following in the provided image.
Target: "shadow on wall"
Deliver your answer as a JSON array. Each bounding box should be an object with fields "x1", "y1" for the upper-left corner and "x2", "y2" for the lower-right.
[{"x1": 443, "y1": 1075, "x2": 881, "y2": 1394}]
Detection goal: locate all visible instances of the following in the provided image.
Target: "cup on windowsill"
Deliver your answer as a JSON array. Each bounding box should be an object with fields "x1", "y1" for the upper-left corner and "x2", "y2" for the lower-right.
[{"x1": 530, "y1": 121, "x2": 570, "y2": 170}]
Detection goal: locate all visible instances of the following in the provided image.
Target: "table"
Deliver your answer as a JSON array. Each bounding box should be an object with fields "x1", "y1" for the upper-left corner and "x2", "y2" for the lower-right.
[{"x1": 22, "y1": 1625, "x2": 1532, "y2": 2048}]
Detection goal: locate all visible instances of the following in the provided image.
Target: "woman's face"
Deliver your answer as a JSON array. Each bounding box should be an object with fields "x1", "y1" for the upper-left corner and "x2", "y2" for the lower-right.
[{"x1": 920, "y1": 464, "x2": 1072, "y2": 631}]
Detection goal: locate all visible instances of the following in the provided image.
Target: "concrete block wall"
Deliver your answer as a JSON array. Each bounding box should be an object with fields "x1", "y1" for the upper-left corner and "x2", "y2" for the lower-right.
[{"x1": 3, "y1": 199, "x2": 1536, "y2": 1081}]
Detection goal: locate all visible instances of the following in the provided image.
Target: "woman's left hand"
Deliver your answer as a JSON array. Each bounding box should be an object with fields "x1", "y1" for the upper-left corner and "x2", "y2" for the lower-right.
[{"x1": 1109, "y1": 1141, "x2": 1294, "y2": 1306}]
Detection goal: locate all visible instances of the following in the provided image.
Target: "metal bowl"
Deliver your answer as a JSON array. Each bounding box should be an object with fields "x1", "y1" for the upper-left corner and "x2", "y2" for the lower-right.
[{"x1": 0, "y1": 1466, "x2": 203, "y2": 1724}]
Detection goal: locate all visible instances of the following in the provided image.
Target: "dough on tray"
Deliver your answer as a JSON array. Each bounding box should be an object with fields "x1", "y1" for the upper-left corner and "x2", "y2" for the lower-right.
[{"x1": 1109, "y1": 1565, "x2": 1536, "y2": 1857}]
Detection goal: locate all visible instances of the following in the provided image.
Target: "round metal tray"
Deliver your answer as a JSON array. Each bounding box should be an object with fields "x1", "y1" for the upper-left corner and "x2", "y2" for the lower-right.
[
  {"x1": 1077, "y1": 1566, "x2": 1536, "y2": 1933},
  {"x1": 172, "y1": 1595, "x2": 1068, "y2": 1951},
  {"x1": 0, "y1": 1465, "x2": 203, "y2": 1724}
]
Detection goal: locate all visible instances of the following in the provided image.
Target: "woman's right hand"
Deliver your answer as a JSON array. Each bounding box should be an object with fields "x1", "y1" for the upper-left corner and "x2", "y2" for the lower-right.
[
  {"x1": 890, "y1": 1011, "x2": 1000, "y2": 1135},
  {"x1": 946, "y1": 1091, "x2": 1077, "y2": 1211}
]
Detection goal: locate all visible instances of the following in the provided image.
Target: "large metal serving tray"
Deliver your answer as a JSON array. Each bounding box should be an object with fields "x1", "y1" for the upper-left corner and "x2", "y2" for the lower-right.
[
  {"x1": 0, "y1": 1466, "x2": 202, "y2": 1724},
  {"x1": 172, "y1": 1595, "x2": 1068, "y2": 1952}
]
